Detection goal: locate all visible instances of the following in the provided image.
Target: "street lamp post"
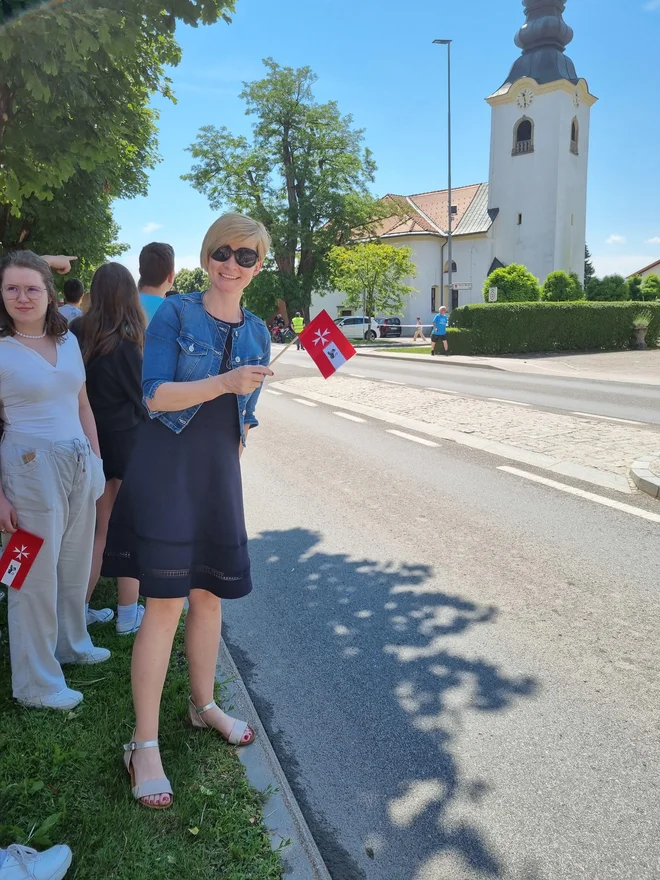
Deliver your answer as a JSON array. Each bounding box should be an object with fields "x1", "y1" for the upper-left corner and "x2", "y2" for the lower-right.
[{"x1": 433, "y1": 39, "x2": 452, "y2": 308}]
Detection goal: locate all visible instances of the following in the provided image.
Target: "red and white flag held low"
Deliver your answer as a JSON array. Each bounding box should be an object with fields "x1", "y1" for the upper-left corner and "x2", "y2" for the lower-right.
[
  {"x1": 0, "y1": 529, "x2": 45, "y2": 590},
  {"x1": 298, "y1": 310, "x2": 357, "y2": 379}
]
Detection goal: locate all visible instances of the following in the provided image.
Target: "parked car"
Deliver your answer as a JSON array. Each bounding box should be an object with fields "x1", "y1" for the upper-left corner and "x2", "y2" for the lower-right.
[
  {"x1": 379, "y1": 317, "x2": 402, "y2": 338},
  {"x1": 334, "y1": 315, "x2": 380, "y2": 341}
]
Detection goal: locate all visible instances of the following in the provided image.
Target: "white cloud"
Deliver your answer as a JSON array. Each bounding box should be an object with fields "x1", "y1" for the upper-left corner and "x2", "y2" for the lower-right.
[
  {"x1": 605, "y1": 234, "x2": 626, "y2": 245},
  {"x1": 142, "y1": 222, "x2": 163, "y2": 234},
  {"x1": 592, "y1": 253, "x2": 654, "y2": 278},
  {"x1": 644, "y1": 236, "x2": 660, "y2": 245},
  {"x1": 643, "y1": 0, "x2": 660, "y2": 10}
]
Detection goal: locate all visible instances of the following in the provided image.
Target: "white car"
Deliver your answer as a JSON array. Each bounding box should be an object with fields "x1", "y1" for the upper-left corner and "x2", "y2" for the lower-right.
[{"x1": 334, "y1": 315, "x2": 380, "y2": 341}]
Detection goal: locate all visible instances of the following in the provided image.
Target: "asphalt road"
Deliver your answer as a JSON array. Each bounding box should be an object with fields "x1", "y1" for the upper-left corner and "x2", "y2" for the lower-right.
[
  {"x1": 224, "y1": 377, "x2": 660, "y2": 880},
  {"x1": 268, "y1": 346, "x2": 660, "y2": 425}
]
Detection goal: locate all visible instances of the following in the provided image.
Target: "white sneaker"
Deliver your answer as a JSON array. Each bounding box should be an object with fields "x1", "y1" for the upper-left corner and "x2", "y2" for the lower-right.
[
  {"x1": 0, "y1": 843, "x2": 72, "y2": 879},
  {"x1": 19, "y1": 688, "x2": 84, "y2": 711},
  {"x1": 116, "y1": 604, "x2": 145, "y2": 636},
  {"x1": 75, "y1": 646, "x2": 111, "y2": 665},
  {"x1": 86, "y1": 607, "x2": 114, "y2": 627}
]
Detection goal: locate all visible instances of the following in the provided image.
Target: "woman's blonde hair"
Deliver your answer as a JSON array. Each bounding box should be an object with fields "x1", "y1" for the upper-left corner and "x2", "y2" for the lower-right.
[{"x1": 200, "y1": 212, "x2": 271, "y2": 271}]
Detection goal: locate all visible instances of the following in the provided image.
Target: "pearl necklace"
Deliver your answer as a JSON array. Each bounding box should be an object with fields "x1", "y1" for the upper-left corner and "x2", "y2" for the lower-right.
[{"x1": 15, "y1": 328, "x2": 47, "y2": 339}]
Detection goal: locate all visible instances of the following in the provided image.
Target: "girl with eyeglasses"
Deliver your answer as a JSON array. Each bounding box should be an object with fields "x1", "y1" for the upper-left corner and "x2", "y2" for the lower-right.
[
  {"x1": 102, "y1": 213, "x2": 274, "y2": 809},
  {"x1": 0, "y1": 251, "x2": 109, "y2": 711}
]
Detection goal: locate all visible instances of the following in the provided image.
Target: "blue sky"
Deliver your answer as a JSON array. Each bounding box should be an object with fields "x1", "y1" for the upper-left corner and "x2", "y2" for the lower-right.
[{"x1": 113, "y1": 0, "x2": 660, "y2": 280}]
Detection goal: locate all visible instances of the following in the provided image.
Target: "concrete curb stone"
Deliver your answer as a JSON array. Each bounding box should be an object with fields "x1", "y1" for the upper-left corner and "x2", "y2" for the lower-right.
[
  {"x1": 630, "y1": 454, "x2": 660, "y2": 499},
  {"x1": 218, "y1": 639, "x2": 332, "y2": 880}
]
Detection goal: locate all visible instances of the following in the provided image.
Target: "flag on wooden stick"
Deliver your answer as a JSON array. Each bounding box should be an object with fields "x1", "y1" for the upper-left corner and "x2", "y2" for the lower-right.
[{"x1": 298, "y1": 310, "x2": 357, "y2": 378}]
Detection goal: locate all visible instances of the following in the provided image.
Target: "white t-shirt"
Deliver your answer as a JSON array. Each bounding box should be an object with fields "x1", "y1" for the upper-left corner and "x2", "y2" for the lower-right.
[{"x1": 0, "y1": 332, "x2": 86, "y2": 441}]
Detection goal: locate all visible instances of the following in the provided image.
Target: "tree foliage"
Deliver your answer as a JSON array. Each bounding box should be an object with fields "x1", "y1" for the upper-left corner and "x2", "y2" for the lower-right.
[
  {"x1": 483, "y1": 264, "x2": 540, "y2": 303},
  {"x1": 328, "y1": 243, "x2": 417, "y2": 317},
  {"x1": 584, "y1": 244, "x2": 595, "y2": 286},
  {"x1": 627, "y1": 275, "x2": 643, "y2": 302},
  {"x1": 0, "y1": 0, "x2": 234, "y2": 258},
  {"x1": 173, "y1": 267, "x2": 210, "y2": 293},
  {"x1": 183, "y1": 58, "x2": 391, "y2": 319},
  {"x1": 542, "y1": 270, "x2": 584, "y2": 302},
  {"x1": 641, "y1": 273, "x2": 660, "y2": 302},
  {"x1": 585, "y1": 274, "x2": 629, "y2": 302}
]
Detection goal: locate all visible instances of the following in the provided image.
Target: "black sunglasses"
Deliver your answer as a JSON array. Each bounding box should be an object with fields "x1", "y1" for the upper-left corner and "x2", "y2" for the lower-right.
[{"x1": 210, "y1": 244, "x2": 259, "y2": 269}]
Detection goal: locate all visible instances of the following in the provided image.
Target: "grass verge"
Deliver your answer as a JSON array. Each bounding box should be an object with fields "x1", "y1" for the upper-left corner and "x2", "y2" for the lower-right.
[
  {"x1": 384, "y1": 346, "x2": 433, "y2": 355},
  {"x1": 0, "y1": 580, "x2": 284, "y2": 880}
]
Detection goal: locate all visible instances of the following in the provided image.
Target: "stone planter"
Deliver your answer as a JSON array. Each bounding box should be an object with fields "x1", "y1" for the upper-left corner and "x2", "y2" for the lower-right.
[{"x1": 634, "y1": 326, "x2": 648, "y2": 350}]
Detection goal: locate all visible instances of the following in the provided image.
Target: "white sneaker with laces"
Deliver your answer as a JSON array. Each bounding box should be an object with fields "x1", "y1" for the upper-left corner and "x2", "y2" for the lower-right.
[
  {"x1": 86, "y1": 607, "x2": 114, "y2": 627},
  {"x1": 19, "y1": 688, "x2": 83, "y2": 711},
  {"x1": 75, "y1": 647, "x2": 111, "y2": 665},
  {"x1": 116, "y1": 604, "x2": 145, "y2": 636},
  {"x1": 0, "y1": 843, "x2": 72, "y2": 879}
]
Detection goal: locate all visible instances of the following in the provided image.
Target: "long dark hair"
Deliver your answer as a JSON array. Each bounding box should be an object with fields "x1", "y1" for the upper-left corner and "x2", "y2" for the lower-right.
[
  {"x1": 75, "y1": 262, "x2": 146, "y2": 364},
  {"x1": 0, "y1": 251, "x2": 68, "y2": 340}
]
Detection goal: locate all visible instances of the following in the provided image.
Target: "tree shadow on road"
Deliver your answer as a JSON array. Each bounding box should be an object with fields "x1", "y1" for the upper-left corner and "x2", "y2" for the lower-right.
[{"x1": 226, "y1": 528, "x2": 538, "y2": 880}]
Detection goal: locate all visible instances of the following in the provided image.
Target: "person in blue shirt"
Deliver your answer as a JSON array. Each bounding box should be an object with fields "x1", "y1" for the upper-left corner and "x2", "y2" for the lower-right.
[
  {"x1": 431, "y1": 306, "x2": 450, "y2": 356},
  {"x1": 138, "y1": 242, "x2": 175, "y2": 325}
]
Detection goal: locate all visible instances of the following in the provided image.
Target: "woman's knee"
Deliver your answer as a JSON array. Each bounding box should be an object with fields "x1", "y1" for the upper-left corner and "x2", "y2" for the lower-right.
[
  {"x1": 187, "y1": 589, "x2": 220, "y2": 613},
  {"x1": 144, "y1": 596, "x2": 186, "y2": 624}
]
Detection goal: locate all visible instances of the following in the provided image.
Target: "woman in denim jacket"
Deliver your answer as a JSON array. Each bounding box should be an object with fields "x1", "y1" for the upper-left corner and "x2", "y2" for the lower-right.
[{"x1": 103, "y1": 213, "x2": 273, "y2": 809}]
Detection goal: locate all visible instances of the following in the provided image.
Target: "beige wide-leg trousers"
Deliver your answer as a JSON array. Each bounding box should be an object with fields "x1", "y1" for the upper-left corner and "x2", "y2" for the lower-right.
[{"x1": 1, "y1": 432, "x2": 105, "y2": 704}]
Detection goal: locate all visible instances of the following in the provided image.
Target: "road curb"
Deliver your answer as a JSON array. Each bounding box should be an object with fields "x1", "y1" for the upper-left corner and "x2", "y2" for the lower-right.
[
  {"x1": 218, "y1": 639, "x2": 332, "y2": 880},
  {"x1": 630, "y1": 454, "x2": 660, "y2": 499}
]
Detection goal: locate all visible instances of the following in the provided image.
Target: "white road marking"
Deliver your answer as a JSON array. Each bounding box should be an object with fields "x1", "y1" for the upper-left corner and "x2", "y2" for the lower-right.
[
  {"x1": 381, "y1": 380, "x2": 407, "y2": 386},
  {"x1": 498, "y1": 466, "x2": 660, "y2": 524},
  {"x1": 428, "y1": 388, "x2": 460, "y2": 394},
  {"x1": 488, "y1": 397, "x2": 531, "y2": 407},
  {"x1": 571, "y1": 411, "x2": 643, "y2": 425},
  {"x1": 347, "y1": 373, "x2": 367, "y2": 379},
  {"x1": 266, "y1": 389, "x2": 282, "y2": 396},
  {"x1": 387, "y1": 430, "x2": 439, "y2": 448},
  {"x1": 293, "y1": 398, "x2": 318, "y2": 407},
  {"x1": 334, "y1": 412, "x2": 367, "y2": 423}
]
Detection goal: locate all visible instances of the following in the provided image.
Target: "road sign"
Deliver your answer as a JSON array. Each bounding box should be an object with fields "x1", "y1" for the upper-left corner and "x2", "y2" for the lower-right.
[
  {"x1": 451, "y1": 282, "x2": 472, "y2": 290},
  {"x1": 488, "y1": 287, "x2": 498, "y2": 302}
]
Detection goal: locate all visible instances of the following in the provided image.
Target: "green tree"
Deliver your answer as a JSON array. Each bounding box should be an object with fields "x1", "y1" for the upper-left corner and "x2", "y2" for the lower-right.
[
  {"x1": 585, "y1": 274, "x2": 629, "y2": 302},
  {"x1": 584, "y1": 244, "x2": 596, "y2": 286},
  {"x1": 0, "y1": 0, "x2": 234, "y2": 253},
  {"x1": 173, "y1": 267, "x2": 210, "y2": 293},
  {"x1": 242, "y1": 258, "x2": 286, "y2": 320},
  {"x1": 183, "y1": 58, "x2": 390, "y2": 319},
  {"x1": 542, "y1": 270, "x2": 584, "y2": 302},
  {"x1": 641, "y1": 273, "x2": 660, "y2": 301},
  {"x1": 483, "y1": 264, "x2": 540, "y2": 303},
  {"x1": 328, "y1": 243, "x2": 417, "y2": 319},
  {"x1": 627, "y1": 275, "x2": 643, "y2": 301}
]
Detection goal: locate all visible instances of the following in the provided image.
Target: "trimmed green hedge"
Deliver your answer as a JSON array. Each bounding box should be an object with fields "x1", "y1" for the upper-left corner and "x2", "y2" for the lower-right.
[{"x1": 448, "y1": 302, "x2": 660, "y2": 355}]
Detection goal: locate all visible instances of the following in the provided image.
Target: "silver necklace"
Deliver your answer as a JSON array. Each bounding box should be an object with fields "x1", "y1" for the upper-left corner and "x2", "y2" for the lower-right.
[{"x1": 15, "y1": 328, "x2": 47, "y2": 339}]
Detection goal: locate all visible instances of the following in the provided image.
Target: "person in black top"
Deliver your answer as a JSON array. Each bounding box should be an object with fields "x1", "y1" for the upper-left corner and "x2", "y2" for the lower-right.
[{"x1": 71, "y1": 263, "x2": 147, "y2": 636}]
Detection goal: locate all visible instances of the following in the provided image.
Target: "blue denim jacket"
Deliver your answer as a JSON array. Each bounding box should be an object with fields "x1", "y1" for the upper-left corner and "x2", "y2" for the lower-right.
[{"x1": 142, "y1": 292, "x2": 271, "y2": 443}]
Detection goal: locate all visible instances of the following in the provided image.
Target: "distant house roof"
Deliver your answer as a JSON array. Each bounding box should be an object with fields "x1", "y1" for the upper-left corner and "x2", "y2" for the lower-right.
[
  {"x1": 373, "y1": 183, "x2": 495, "y2": 240},
  {"x1": 627, "y1": 258, "x2": 660, "y2": 279}
]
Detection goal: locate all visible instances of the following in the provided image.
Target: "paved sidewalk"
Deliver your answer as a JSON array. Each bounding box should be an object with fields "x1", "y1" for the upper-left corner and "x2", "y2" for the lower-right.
[
  {"x1": 276, "y1": 376, "x2": 660, "y2": 494},
  {"x1": 356, "y1": 347, "x2": 660, "y2": 385}
]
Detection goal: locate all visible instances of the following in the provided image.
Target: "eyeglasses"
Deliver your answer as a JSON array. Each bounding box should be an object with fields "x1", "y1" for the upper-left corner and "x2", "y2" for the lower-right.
[
  {"x1": 210, "y1": 245, "x2": 259, "y2": 269},
  {"x1": 2, "y1": 285, "x2": 47, "y2": 300}
]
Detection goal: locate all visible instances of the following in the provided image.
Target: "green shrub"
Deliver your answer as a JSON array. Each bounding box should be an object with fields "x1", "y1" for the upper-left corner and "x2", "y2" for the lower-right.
[
  {"x1": 585, "y1": 274, "x2": 629, "y2": 302},
  {"x1": 482, "y1": 264, "x2": 540, "y2": 303},
  {"x1": 542, "y1": 270, "x2": 584, "y2": 302},
  {"x1": 445, "y1": 327, "x2": 473, "y2": 355},
  {"x1": 627, "y1": 275, "x2": 643, "y2": 301},
  {"x1": 449, "y1": 301, "x2": 660, "y2": 355},
  {"x1": 641, "y1": 274, "x2": 660, "y2": 301}
]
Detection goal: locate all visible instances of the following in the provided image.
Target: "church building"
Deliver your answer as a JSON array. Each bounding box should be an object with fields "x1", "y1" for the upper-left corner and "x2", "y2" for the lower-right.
[{"x1": 313, "y1": 0, "x2": 597, "y2": 328}]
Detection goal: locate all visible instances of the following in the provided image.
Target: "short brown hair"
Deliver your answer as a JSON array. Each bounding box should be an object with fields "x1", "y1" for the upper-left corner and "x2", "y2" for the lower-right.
[
  {"x1": 0, "y1": 251, "x2": 68, "y2": 340},
  {"x1": 138, "y1": 242, "x2": 175, "y2": 288}
]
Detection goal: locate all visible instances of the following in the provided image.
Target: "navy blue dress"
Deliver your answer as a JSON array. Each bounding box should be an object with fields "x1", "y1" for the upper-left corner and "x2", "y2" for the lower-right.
[{"x1": 102, "y1": 319, "x2": 252, "y2": 600}]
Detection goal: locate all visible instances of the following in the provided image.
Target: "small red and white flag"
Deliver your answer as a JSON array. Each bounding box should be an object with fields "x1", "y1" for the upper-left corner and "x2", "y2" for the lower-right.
[
  {"x1": 298, "y1": 310, "x2": 356, "y2": 379},
  {"x1": 0, "y1": 529, "x2": 44, "y2": 590}
]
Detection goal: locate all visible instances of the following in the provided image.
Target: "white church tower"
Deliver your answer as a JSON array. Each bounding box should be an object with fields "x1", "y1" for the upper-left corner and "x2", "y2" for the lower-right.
[{"x1": 487, "y1": 0, "x2": 597, "y2": 284}]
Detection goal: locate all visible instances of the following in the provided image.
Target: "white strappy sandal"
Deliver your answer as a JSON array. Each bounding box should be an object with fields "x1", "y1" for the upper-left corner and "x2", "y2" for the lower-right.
[
  {"x1": 188, "y1": 696, "x2": 256, "y2": 746},
  {"x1": 123, "y1": 732, "x2": 173, "y2": 809}
]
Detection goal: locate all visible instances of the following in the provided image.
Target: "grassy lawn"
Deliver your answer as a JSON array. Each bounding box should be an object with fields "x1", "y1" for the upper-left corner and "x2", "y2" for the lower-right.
[
  {"x1": 388, "y1": 346, "x2": 433, "y2": 355},
  {"x1": 0, "y1": 580, "x2": 284, "y2": 880}
]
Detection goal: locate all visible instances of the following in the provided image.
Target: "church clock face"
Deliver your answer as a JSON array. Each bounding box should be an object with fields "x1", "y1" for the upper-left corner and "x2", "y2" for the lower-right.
[{"x1": 516, "y1": 89, "x2": 534, "y2": 110}]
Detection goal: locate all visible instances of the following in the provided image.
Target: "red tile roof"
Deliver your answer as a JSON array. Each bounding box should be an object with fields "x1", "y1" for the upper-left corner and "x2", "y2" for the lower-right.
[
  {"x1": 628, "y1": 258, "x2": 660, "y2": 278},
  {"x1": 372, "y1": 184, "x2": 491, "y2": 239}
]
